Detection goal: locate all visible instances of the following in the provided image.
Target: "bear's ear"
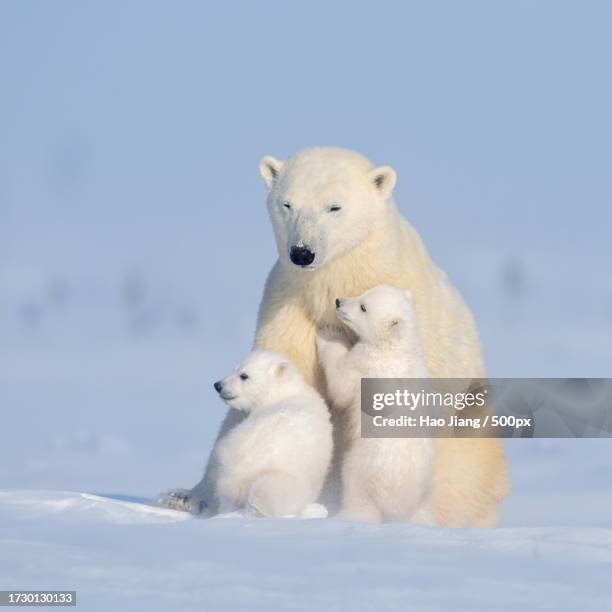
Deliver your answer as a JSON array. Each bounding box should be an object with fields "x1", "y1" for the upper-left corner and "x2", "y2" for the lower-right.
[
  {"x1": 369, "y1": 166, "x2": 397, "y2": 199},
  {"x1": 259, "y1": 155, "x2": 285, "y2": 190},
  {"x1": 273, "y1": 361, "x2": 289, "y2": 378}
]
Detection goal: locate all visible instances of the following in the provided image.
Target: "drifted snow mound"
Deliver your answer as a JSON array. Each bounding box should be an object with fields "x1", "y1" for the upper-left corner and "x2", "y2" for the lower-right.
[
  {"x1": 0, "y1": 489, "x2": 328, "y2": 523},
  {"x1": 0, "y1": 490, "x2": 191, "y2": 524}
]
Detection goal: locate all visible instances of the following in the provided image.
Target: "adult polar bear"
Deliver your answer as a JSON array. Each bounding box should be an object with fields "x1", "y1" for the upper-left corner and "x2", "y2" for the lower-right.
[{"x1": 162, "y1": 147, "x2": 509, "y2": 527}]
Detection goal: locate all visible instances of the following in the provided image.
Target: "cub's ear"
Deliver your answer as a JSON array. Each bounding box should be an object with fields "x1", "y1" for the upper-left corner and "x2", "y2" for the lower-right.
[
  {"x1": 273, "y1": 361, "x2": 289, "y2": 378},
  {"x1": 369, "y1": 165, "x2": 397, "y2": 199},
  {"x1": 404, "y1": 290, "x2": 413, "y2": 302},
  {"x1": 259, "y1": 155, "x2": 285, "y2": 190}
]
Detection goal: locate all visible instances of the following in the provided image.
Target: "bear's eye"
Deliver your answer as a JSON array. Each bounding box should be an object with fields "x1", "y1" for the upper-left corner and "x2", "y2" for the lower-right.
[
  {"x1": 240, "y1": 373, "x2": 249, "y2": 381},
  {"x1": 281, "y1": 200, "x2": 292, "y2": 210},
  {"x1": 328, "y1": 204, "x2": 342, "y2": 213},
  {"x1": 360, "y1": 304, "x2": 367, "y2": 312}
]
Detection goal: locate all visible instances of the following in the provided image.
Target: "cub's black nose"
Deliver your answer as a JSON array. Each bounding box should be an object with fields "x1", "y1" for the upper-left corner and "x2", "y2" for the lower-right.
[
  {"x1": 335, "y1": 298, "x2": 341, "y2": 308},
  {"x1": 213, "y1": 381, "x2": 223, "y2": 393},
  {"x1": 289, "y1": 246, "x2": 315, "y2": 267}
]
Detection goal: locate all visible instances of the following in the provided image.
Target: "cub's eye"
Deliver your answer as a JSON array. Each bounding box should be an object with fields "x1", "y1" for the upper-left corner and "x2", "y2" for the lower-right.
[
  {"x1": 328, "y1": 204, "x2": 342, "y2": 213},
  {"x1": 240, "y1": 373, "x2": 249, "y2": 381},
  {"x1": 281, "y1": 201, "x2": 292, "y2": 210},
  {"x1": 360, "y1": 304, "x2": 367, "y2": 312}
]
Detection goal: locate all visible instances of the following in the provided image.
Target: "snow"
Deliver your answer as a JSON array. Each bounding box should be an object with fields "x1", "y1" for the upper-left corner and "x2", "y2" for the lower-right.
[
  {"x1": 2, "y1": 1, "x2": 612, "y2": 610},
  {"x1": 1, "y1": 490, "x2": 611, "y2": 611}
]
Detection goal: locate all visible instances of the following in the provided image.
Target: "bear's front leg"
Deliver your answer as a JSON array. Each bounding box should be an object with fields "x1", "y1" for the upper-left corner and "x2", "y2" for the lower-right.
[
  {"x1": 338, "y1": 480, "x2": 383, "y2": 524},
  {"x1": 315, "y1": 325, "x2": 351, "y2": 372},
  {"x1": 316, "y1": 325, "x2": 358, "y2": 409},
  {"x1": 246, "y1": 472, "x2": 311, "y2": 518}
]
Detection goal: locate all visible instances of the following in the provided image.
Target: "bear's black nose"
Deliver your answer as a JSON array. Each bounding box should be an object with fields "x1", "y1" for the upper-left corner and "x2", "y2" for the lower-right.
[
  {"x1": 335, "y1": 298, "x2": 341, "y2": 309},
  {"x1": 213, "y1": 381, "x2": 223, "y2": 393},
  {"x1": 289, "y1": 246, "x2": 315, "y2": 267}
]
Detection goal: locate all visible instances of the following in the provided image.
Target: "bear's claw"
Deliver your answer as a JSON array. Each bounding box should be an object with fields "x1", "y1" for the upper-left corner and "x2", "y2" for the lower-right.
[{"x1": 157, "y1": 489, "x2": 208, "y2": 515}]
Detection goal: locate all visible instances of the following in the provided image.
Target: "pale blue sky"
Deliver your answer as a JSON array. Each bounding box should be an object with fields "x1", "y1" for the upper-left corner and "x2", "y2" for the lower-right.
[{"x1": 1, "y1": 0, "x2": 611, "y2": 374}]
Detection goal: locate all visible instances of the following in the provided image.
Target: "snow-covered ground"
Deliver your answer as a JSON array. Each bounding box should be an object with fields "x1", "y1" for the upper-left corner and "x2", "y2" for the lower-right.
[
  {"x1": 2, "y1": 2, "x2": 612, "y2": 610},
  {"x1": 1, "y1": 491, "x2": 611, "y2": 612}
]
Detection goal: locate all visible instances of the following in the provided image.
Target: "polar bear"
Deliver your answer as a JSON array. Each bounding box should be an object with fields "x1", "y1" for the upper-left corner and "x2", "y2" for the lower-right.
[
  {"x1": 165, "y1": 351, "x2": 332, "y2": 518},
  {"x1": 316, "y1": 284, "x2": 435, "y2": 524},
  {"x1": 160, "y1": 147, "x2": 509, "y2": 527}
]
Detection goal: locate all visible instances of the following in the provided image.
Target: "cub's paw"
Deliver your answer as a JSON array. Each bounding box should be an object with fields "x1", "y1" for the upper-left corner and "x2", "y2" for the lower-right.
[
  {"x1": 315, "y1": 324, "x2": 348, "y2": 348},
  {"x1": 300, "y1": 503, "x2": 328, "y2": 519},
  {"x1": 157, "y1": 488, "x2": 208, "y2": 515}
]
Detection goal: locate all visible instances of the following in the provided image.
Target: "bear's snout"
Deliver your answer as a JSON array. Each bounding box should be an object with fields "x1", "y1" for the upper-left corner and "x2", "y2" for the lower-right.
[
  {"x1": 213, "y1": 381, "x2": 223, "y2": 393},
  {"x1": 335, "y1": 298, "x2": 342, "y2": 309},
  {"x1": 289, "y1": 246, "x2": 315, "y2": 267}
]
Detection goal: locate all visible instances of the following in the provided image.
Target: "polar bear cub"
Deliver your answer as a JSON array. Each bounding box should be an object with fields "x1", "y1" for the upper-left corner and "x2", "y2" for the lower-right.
[
  {"x1": 316, "y1": 284, "x2": 435, "y2": 524},
  {"x1": 212, "y1": 350, "x2": 333, "y2": 517}
]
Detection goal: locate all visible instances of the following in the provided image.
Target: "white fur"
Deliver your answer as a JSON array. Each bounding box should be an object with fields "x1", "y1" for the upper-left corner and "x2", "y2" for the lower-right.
[
  {"x1": 253, "y1": 148, "x2": 509, "y2": 527},
  {"x1": 260, "y1": 151, "x2": 396, "y2": 272},
  {"x1": 160, "y1": 147, "x2": 509, "y2": 526},
  {"x1": 212, "y1": 351, "x2": 333, "y2": 518},
  {"x1": 317, "y1": 285, "x2": 435, "y2": 524}
]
